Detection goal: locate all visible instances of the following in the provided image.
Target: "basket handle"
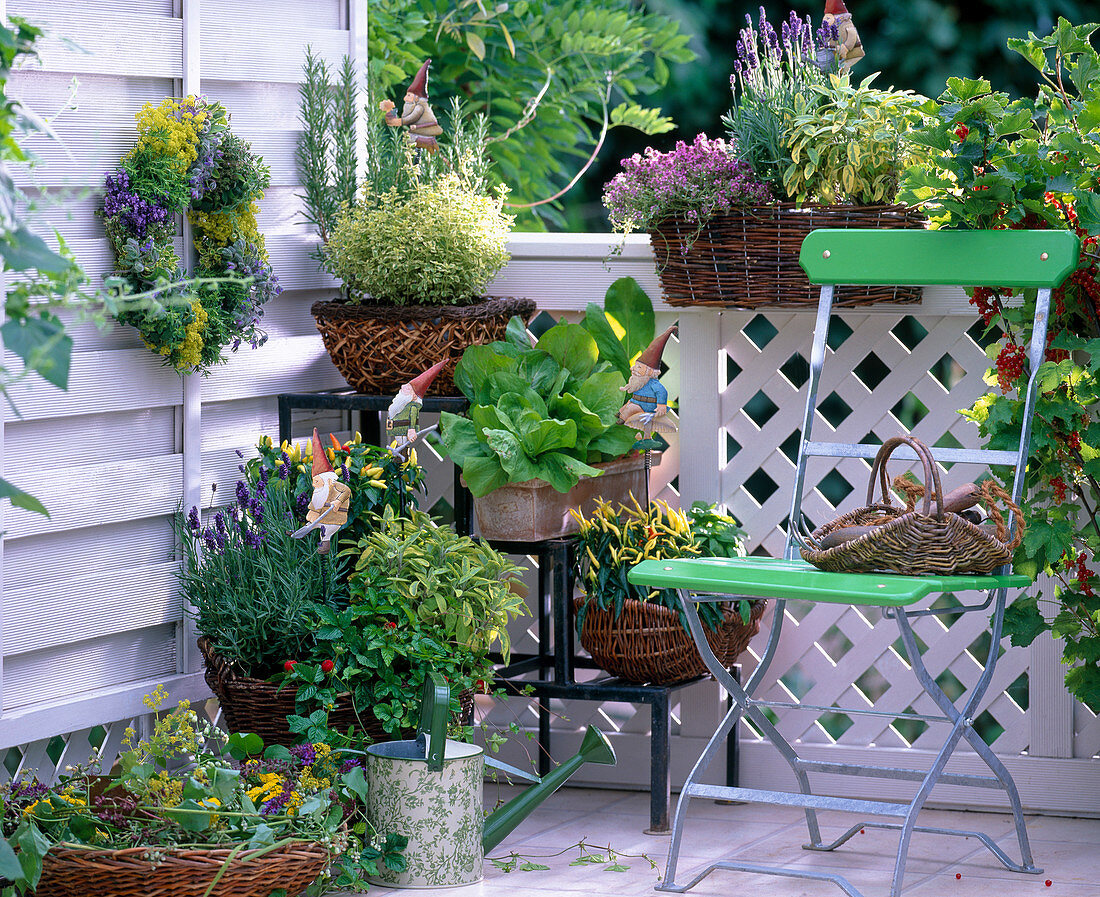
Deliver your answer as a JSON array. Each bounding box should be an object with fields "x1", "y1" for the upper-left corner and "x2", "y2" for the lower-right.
[{"x1": 867, "y1": 436, "x2": 944, "y2": 522}]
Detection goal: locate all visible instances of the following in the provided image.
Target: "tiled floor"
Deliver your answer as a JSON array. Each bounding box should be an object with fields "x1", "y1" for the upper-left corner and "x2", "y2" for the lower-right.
[{"x1": 343, "y1": 785, "x2": 1100, "y2": 897}]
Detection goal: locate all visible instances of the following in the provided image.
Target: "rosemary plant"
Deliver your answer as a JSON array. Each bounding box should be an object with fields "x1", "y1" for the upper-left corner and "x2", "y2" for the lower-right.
[{"x1": 296, "y1": 45, "x2": 337, "y2": 242}]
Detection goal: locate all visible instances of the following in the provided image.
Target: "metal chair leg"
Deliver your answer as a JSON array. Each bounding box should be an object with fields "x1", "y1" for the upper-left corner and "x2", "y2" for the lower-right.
[
  {"x1": 896, "y1": 592, "x2": 1041, "y2": 874},
  {"x1": 891, "y1": 594, "x2": 1042, "y2": 892},
  {"x1": 682, "y1": 595, "x2": 824, "y2": 841}
]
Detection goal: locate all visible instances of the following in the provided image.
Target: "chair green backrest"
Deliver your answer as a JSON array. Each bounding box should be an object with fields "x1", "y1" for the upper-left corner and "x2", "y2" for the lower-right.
[{"x1": 799, "y1": 229, "x2": 1079, "y2": 288}]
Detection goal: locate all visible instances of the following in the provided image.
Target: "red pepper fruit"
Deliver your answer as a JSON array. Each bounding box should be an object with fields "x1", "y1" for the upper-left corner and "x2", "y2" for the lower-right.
[{"x1": 284, "y1": 660, "x2": 297, "y2": 673}]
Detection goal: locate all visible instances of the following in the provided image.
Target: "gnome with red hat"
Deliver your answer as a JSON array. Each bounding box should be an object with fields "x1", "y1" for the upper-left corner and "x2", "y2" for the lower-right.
[
  {"x1": 379, "y1": 59, "x2": 443, "y2": 151},
  {"x1": 291, "y1": 429, "x2": 353, "y2": 554},
  {"x1": 818, "y1": 0, "x2": 864, "y2": 72},
  {"x1": 618, "y1": 326, "x2": 678, "y2": 436},
  {"x1": 386, "y1": 359, "x2": 447, "y2": 456}
]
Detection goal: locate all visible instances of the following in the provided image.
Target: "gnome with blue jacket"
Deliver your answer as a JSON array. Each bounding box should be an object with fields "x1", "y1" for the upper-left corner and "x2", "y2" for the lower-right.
[{"x1": 618, "y1": 326, "x2": 678, "y2": 436}]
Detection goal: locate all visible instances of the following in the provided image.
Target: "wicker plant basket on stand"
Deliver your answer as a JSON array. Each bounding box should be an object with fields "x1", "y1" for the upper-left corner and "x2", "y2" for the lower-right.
[
  {"x1": 35, "y1": 839, "x2": 331, "y2": 897},
  {"x1": 649, "y1": 203, "x2": 926, "y2": 308},
  {"x1": 199, "y1": 638, "x2": 473, "y2": 745},
  {"x1": 575, "y1": 597, "x2": 766, "y2": 685},
  {"x1": 311, "y1": 296, "x2": 536, "y2": 396}
]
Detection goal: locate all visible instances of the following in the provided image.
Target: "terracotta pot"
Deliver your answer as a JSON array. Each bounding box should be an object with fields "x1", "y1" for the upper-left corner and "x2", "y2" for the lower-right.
[{"x1": 472, "y1": 453, "x2": 653, "y2": 542}]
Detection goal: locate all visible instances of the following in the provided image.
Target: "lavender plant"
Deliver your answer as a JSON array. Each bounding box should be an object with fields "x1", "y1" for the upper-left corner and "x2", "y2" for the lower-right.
[
  {"x1": 176, "y1": 468, "x2": 344, "y2": 677},
  {"x1": 602, "y1": 133, "x2": 772, "y2": 234},
  {"x1": 723, "y1": 8, "x2": 830, "y2": 198}
]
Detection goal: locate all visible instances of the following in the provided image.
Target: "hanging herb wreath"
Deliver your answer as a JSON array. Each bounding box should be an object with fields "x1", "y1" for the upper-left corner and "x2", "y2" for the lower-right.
[{"x1": 101, "y1": 96, "x2": 280, "y2": 372}]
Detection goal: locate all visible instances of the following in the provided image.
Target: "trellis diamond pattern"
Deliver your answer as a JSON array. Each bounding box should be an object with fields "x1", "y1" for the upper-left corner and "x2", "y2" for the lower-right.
[{"x1": 721, "y1": 311, "x2": 1031, "y2": 762}]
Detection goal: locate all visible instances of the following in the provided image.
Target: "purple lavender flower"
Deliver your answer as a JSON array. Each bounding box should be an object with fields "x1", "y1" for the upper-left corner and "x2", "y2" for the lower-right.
[
  {"x1": 102, "y1": 169, "x2": 171, "y2": 238},
  {"x1": 243, "y1": 527, "x2": 263, "y2": 549},
  {"x1": 186, "y1": 506, "x2": 201, "y2": 536},
  {"x1": 11, "y1": 780, "x2": 49, "y2": 801},
  {"x1": 290, "y1": 743, "x2": 316, "y2": 765},
  {"x1": 296, "y1": 491, "x2": 311, "y2": 514},
  {"x1": 260, "y1": 779, "x2": 294, "y2": 815},
  {"x1": 277, "y1": 461, "x2": 290, "y2": 480},
  {"x1": 214, "y1": 511, "x2": 226, "y2": 535},
  {"x1": 236, "y1": 480, "x2": 250, "y2": 508},
  {"x1": 202, "y1": 527, "x2": 218, "y2": 554}
]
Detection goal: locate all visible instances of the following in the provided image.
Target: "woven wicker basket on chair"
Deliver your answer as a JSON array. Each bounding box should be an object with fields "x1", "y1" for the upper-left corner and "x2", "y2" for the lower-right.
[
  {"x1": 198, "y1": 638, "x2": 473, "y2": 745},
  {"x1": 576, "y1": 596, "x2": 766, "y2": 685},
  {"x1": 35, "y1": 839, "x2": 330, "y2": 897},
  {"x1": 799, "y1": 435, "x2": 1025, "y2": 575},
  {"x1": 649, "y1": 203, "x2": 926, "y2": 308},
  {"x1": 310, "y1": 296, "x2": 536, "y2": 395}
]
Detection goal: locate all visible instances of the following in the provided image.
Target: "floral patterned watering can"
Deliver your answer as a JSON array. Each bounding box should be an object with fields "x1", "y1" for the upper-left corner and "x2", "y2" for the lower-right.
[{"x1": 365, "y1": 673, "x2": 616, "y2": 888}]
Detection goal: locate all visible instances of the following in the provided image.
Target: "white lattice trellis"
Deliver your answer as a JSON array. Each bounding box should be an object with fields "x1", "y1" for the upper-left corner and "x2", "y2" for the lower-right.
[{"x1": 711, "y1": 307, "x2": 1098, "y2": 813}]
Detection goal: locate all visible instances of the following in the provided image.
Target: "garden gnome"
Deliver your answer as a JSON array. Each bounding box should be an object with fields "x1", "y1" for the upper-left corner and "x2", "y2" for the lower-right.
[
  {"x1": 291, "y1": 429, "x2": 352, "y2": 554},
  {"x1": 387, "y1": 359, "x2": 446, "y2": 457},
  {"x1": 817, "y1": 0, "x2": 864, "y2": 72},
  {"x1": 379, "y1": 59, "x2": 443, "y2": 152},
  {"x1": 618, "y1": 326, "x2": 678, "y2": 436}
]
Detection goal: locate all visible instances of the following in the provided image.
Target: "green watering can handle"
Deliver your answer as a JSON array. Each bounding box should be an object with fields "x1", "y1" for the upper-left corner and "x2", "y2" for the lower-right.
[{"x1": 417, "y1": 671, "x2": 450, "y2": 772}]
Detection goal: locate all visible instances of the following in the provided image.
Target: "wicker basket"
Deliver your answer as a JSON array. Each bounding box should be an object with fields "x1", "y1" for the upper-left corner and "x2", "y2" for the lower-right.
[
  {"x1": 576, "y1": 596, "x2": 766, "y2": 685},
  {"x1": 799, "y1": 436, "x2": 1024, "y2": 575},
  {"x1": 35, "y1": 839, "x2": 330, "y2": 897},
  {"x1": 199, "y1": 638, "x2": 474, "y2": 745},
  {"x1": 311, "y1": 296, "x2": 536, "y2": 395},
  {"x1": 649, "y1": 203, "x2": 926, "y2": 308}
]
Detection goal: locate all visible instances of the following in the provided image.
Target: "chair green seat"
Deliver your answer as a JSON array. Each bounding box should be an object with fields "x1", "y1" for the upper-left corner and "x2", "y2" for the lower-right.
[{"x1": 628, "y1": 557, "x2": 1031, "y2": 607}]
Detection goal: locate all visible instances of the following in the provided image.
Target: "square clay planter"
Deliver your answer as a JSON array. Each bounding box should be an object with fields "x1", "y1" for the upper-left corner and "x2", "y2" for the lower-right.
[{"x1": 471, "y1": 453, "x2": 654, "y2": 542}]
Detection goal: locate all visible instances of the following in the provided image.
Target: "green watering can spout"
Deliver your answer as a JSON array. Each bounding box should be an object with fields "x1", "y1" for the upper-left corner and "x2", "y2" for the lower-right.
[
  {"x1": 481, "y1": 725, "x2": 616, "y2": 853},
  {"x1": 415, "y1": 673, "x2": 617, "y2": 856}
]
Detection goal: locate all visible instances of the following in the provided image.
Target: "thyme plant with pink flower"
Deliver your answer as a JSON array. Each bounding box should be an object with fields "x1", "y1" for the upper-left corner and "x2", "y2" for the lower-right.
[{"x1": 602, "y1": 133, "x2": 772, "y2": 236}]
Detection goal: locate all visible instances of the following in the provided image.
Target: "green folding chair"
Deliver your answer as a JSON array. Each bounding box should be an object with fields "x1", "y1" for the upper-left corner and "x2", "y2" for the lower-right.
[{"x1": 629, "y1": 228, "x2": 1080, "y2": 897}]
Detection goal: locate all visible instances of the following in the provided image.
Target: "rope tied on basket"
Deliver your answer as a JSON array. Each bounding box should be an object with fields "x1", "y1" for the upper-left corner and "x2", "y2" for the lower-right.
[{"x1": 890, "y1": 474, "x2": 1024, "y2": 551}]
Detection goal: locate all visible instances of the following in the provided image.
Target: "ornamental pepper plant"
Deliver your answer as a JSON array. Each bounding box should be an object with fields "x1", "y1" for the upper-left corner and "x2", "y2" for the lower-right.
[
  {"x1": 245, "y1": 431, "x2": 426, "y2": 558},
  {"x1": 571, "y1": 497, "x2": 751, "y2": 637},
  {"x1": 898, "y1": 18, "x2": 1100, "y2": 711}
]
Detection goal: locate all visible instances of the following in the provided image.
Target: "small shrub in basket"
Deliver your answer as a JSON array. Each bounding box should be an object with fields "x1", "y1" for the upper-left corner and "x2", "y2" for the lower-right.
[
  {"x1": 571, "y1": 498, "x2": 764, "y2": 684},
  {"x1": 285, "y1": 507, "x2": 528, "y2": 745},
  {"x1": 0, "y1": 687, "x2": 406, "y2": 897},
  {"x1": 298, "y1": 56, "x2": 532, "y2": 394}
]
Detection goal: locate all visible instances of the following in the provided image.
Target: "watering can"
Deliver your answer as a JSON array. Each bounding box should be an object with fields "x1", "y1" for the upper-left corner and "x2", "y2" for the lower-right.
[{"x1": 365, "y1": 673, "x2": 616, "y2": 888}]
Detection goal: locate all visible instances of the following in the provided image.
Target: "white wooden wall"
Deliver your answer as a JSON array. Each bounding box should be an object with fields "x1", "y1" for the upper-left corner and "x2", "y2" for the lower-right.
[
  {"x1": 1, "y1": 0, "x2": 1095, "y2": 816},
  {"x1": 0, "y1": 0, "x2": 361, "y2": 770}
]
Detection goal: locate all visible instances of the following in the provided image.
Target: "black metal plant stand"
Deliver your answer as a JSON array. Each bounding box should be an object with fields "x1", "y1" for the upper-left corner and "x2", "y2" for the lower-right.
[{"x1": 277, "y1": 391, "x2": 739, "y2": 834}]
